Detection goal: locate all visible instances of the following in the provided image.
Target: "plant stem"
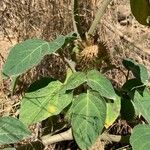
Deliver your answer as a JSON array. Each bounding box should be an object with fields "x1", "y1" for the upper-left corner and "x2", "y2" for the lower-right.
[
  {"x1": 42, "y1": 128, "x2": 73, "y2": 145},
  {"x1": 13, "y1": 128, "x2": 130, "y2": 149},
  {"x1": 71, "y1": 0, "x2": 82, "y2": 39},
  {"x1": 88, "y1": 0, "x2": 112, "y2": 36},
  {"x1": 41, "y1": 128, "x2": 130, "y2": 145}
]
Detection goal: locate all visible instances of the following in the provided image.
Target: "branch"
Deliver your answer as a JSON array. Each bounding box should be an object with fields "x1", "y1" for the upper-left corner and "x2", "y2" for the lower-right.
[
  {"x1": 41, "y1": 128, "x2": 130, "y2": 145},
  {"x1": 88, "y1": 0, "x2": 112, "y2": 35}
]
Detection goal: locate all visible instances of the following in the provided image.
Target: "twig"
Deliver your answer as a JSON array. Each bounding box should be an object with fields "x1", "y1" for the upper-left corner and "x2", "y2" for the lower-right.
[
  {"x1": 41, "y1": 128, "x2": 130, "y2": 145},
  {"x1": 88, "y1": 0, "x2": 112, "y2": 36}
]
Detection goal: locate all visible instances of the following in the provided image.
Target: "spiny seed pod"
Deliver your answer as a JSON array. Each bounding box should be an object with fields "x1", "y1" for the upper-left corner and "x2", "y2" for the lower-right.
[{"x1": 75, "y1": 36, "x2": 111, "y2": 71}]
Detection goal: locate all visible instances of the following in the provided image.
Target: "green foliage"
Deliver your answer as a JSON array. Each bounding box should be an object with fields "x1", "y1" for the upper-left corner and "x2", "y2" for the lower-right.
[
  {"x1": 120, "y1": 58, "x2": 150, "y2": 149},
  {"x1": 0, "y1": 116, "x2": 31, "y2": 145},
  {"x1": 123, "y1": 58, "x2": 149, "y2": 84},
  {"x1": 132, "y1": 89, "x2": 150, "y2": 124},
  {"x1": 121, "y1": 59, "x2": 150, "y2": 123},
  {"x1": 1, "y1": 1, "x2": 150, "y2": 149},
  {"x1": 86, "y1": 70, "x2": 117, "y2": 100},
  {"x1": 130, "y1": 124, "x2": 150, "y2": 150},
  {"x1": 63, "y1": 70, "x2": 117, "y2": 99},
  {"x1": 2, "y1": 33, "x2": 76, "y2": 78},
  {"x1": 19, "y1": 80, "x2": 72, "y2": 125},
  {"x1": 130, "y1": 0, "x2": 150, "y2": 26},
  {"x1": 121, "y1": 96, "x2": 135, "y2": 121},
  {"x1": 62, "y1": 72, "x2": 87, "y2": 91},
  {"x1": 122, "y1": 78, "x2": 143, "y2": 92},
  {"x1": 105, "y1": 96, "x2": 121, "y2": 128},
  {"x1": 2, "y1": 43, "x2": 150, "y2": 150},
  {"x1": 71, "y1": 90, "x2": 106, "y2": 150}
]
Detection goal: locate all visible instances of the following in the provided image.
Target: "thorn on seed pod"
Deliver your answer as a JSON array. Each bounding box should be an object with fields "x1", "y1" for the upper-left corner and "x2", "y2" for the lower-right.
[{"x1": 75, "y1": 34, "x2": 111, "y2": 71}]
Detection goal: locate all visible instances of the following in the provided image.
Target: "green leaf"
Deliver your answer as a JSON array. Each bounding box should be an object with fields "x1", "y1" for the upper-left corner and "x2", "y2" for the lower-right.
[
  {"x1": 0, "y1": 116, "x2": 31, "y2": 145},
  {"x1": 27, "y1": 77, "x2": 54, "y2": 92},
  {"x1": 122, "y1": 58, "x2": 135, "y2": 70},
  {"x1": 122, "y1": 78, "x2": 145, "y2": 99},
  {"x1": 63, "y1": 72, "x2": 86, "y2": 91},
  {"x1": 87, "y1": 70, "x2": 116, "y2": 100},
  {"x1": 130, "y1": 124, "x2": 150, "y2": 150},
  {"x1": 130, "y1": 0, "x2": 150, "y2": 26},
  {"x1": 121, "y1": 97, "x2": 135, "y2": 121},
  {"x1": 132, "y1": 88, "x2": 150, "y2": 123},
  {"x1": 3, "y1": 33, "x2": 75, "y2": 77},
  {"x1": 135, "y1": 64, "x2": 149, "y2": 84},
  {"x1": 105, "y1": 96, "x2": 121, "y2": 128},
  {"x1": 71, "y1": 91, "x2": 106, "y2": 150},
  {"x1": 19, "y1": 81, "x2": 72, "y2": 125},
  {"x1": 123, "y1": 58, "x2": 149, "y2": 84},
  {"x1": 122, "y1": 78, "x2": 144, "y2": 92}
]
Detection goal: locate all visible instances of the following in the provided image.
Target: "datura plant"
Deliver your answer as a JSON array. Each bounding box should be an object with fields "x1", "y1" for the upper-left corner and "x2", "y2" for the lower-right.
[{"x1": 1, "y1": 0, "x2": 150, "y2": 150}]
